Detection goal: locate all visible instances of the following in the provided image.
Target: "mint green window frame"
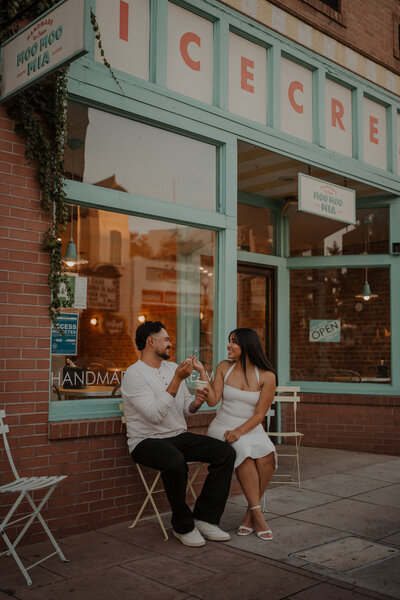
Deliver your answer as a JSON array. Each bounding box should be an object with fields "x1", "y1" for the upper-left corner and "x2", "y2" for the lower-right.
[
  {"x1": 50, "y1": 104, "x2": 237, "y2": 421},
  {"x1": 50, "y1": 0, "x2": 400, "y2": 420}
]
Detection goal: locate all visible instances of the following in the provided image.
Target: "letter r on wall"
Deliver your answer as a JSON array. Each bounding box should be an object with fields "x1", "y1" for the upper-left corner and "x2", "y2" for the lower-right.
[
  {"x1": 180, "y1": 32, "x2": 201, "y2": 71},
  {"x1": 331, "y1": 98, "x2": 345, "y2": 131}
]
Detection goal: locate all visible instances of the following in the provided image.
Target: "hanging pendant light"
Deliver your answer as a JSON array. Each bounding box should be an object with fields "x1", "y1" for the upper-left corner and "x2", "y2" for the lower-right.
[
  {"x1": 62, "y1": 206, "x2": 88, "y2": 268},
  {"x1": 354, "y1": 216, "x2": 378, "y2": 301},
  {"x1": 355, "y1": 268, "x2": 378, "y2": 301}
]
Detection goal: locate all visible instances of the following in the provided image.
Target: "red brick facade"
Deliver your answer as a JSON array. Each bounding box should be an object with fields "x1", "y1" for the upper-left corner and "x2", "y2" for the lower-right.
[
  {"x1": 266, "y1": 0, "x2": 400, "y2": 74},
  {"x1": 1, "y1": 0, "x2": 400, "y2": 546},
  {"x1": 282, "y1": 394, "x2": 400, "y2": 456}
]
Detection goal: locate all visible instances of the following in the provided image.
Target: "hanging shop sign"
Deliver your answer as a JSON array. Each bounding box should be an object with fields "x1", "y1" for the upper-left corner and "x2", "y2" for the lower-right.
[
  {"x1": 298, "y1": 173, "x2": 356, "y2": 224},
  {"x1": 51, "y1": 313, "x2": 79, "y2": 355},
  {"x1": 0, "y1": 0, "x2": 89, "y2": 103},
  {"x1": 309, "y1": 319, "x2": 341, "y2": 343}
]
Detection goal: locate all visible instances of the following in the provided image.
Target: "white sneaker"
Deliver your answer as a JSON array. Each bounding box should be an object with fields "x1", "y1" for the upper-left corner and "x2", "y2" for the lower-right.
[
  {"x1": 173, "y1": 527, "x2": 206, "y2": 547},
  {"x1": 194, "y1": 520, "x2": 231, "y2": 541}
]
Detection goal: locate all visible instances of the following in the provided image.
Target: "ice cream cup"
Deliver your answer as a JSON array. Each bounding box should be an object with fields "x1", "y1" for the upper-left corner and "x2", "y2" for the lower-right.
[{"x1": 194, "y1": 379, "x2": 209, "y2": 390}]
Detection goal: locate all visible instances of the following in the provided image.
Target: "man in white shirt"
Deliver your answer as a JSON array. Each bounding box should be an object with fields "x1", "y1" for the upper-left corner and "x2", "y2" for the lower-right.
[{"x1": 121, "y1": 321, "x2": 236, "y2": 547}]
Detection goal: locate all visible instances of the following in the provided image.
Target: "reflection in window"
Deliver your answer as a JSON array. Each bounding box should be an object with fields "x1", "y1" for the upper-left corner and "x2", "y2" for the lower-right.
[
  {"x1": 237, "y1": 203, "x2": 275, "y2": 254},
  {"x1": 65, "y1": 102, "x2": 216, "y2": 210},
  {"x1": 110, "y1": 230, "x2": 121, "y2": 265},
  {"x1": 290, "y1": 207, "x2": 389, "y2": 256},
  {"x1": 290, "y1": 268, "x2": 391, "y2": 383},
  {"x1": 51, "y1": 206, "x2": 215, "y2": 400}
]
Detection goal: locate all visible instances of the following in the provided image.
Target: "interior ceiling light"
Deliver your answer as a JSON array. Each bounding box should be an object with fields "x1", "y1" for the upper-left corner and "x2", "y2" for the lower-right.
[
  {"x1": 62, "y1": 206, "x2": 88, "y2": 268},
  {"x1": 354, "y1": 216, "x2": 378, "y2": 302}
]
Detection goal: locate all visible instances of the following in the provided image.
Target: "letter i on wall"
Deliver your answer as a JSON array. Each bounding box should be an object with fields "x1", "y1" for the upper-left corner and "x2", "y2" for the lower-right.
[
  {"x1": 94, "y1": 0, "x2": 150, "y2": 80},
  {"x1": 120, "y1": 0, "x2": 129, "y2": 41}
]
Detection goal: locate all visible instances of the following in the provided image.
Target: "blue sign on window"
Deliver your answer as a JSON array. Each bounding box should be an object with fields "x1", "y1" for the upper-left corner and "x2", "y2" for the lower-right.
[{"x1": 51, "y1": 313, "x2": 78, "y2": 355}]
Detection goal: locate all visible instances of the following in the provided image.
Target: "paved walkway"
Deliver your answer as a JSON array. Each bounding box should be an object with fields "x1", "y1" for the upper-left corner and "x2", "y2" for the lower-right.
[{"x1": 1, "y1": 446, "x2": 400, "y2": 600}]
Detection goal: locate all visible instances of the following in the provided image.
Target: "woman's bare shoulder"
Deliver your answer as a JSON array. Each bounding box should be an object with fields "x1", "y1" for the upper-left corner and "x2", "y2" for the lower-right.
[
  {"x1": 260, "y1": 369, "x2": 277, "y2": 387},
  {"x1": 217, "y1": 360, "x2": 235, "y2": 376}
]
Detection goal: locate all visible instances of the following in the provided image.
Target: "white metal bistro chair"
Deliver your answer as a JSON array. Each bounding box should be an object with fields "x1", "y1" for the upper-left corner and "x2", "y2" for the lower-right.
[
  {"x1": 267, "y1": 386, "x2": 303, "y2": 488},
  {"x1": 262, "y1": 387, "x2": 303, "y2": 511},
  {"x1": 0, "y1": 410, "x2": 68, "y2": 585},
  {"x1": 120, "y1": 404, "x2": 202, "y2": 541}
]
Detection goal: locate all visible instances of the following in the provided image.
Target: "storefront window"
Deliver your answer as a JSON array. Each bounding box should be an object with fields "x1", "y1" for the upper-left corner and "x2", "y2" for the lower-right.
[
  {"x1": 237, "y1": 203, "x2": 275, "y2": 254},
  {"x1": 290, "y1": 267, "x2": 391, "y2": 382},
  {"x1": 51, "y1": 206, "x2": 215, "y2": 400},
  {"x1": 290, "y1": 207, "x2": 389, "y2": 256},
  {"x1": 65, "y1": 102, "x2": 216, "y2": 210}
]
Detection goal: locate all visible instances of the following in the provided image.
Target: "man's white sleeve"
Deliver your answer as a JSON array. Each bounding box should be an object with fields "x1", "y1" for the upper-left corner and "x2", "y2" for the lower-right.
[
  {"x1": 122, "y1": 370, "x2": 175, "y2": 424},
  {"x1": 183, "y1": 382, "x2": 194, "y2": 416}
]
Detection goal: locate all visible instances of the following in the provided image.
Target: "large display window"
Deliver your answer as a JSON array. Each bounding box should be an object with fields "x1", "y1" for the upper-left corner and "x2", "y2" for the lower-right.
[
  {"x1": 51, "y1": 206, "x2": 215, "y2": 402},
  {"x1": 290, "y1": 267, "x2": 391, "y2": 383},
  {"x1": 290, "y1": 207, "x2": 389, "y2": 257},
  {"x1": 65, "y1": 102, "x2": 216, "y2": 210}
]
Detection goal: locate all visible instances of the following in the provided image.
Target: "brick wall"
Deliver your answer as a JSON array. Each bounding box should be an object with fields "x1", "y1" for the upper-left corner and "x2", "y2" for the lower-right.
[
  {"x1": 281, "y1": 393, "x2": 400, "y2": 455},
  {"x1": 264, "y1": 0, "x2": 400, "y2": 74}
]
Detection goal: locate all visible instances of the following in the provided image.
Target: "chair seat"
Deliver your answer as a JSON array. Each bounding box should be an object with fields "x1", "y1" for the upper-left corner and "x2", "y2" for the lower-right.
[
  {"x1": 0, "y1": 475, "x2": 67, "y2": 494},
  {"x1": 0, "y1": 409, "x2": 68, "y2": 586},
  {"x1": 268, "y1": 431, "x2": 303, "y2": 437}
]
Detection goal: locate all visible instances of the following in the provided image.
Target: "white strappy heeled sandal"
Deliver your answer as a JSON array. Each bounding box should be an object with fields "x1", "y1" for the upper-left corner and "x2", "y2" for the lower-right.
[{"x1": 250, "y1": 505, "x2": 273, "y2": 541}]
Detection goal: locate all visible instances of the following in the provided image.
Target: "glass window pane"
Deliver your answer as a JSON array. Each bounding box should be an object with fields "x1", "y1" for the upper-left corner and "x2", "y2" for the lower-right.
[
  {"x1": 51, "y1": 206, "x2": 215, "y2": 400},
  {"x1": 237, "y1": 203, "x2": 275, "y2": 254},
  {"x1": 290, "y1": 267, "x2": 391, "y2": 382},
  {"x1": 65, "y1": 102, "x2": 216, "y2": 210},
  {"x1": 290, "y1": 207, "x2": 389, "y2": 256}
]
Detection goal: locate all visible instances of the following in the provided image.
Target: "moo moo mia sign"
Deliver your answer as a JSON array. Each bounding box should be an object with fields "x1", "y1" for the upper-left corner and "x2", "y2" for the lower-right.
[
  {"x1": 299, "y1": 173, "x2": 356, "y2": 224},
  {"x1": 0, "y1": 0, "x2": 89, "y2": 103}
]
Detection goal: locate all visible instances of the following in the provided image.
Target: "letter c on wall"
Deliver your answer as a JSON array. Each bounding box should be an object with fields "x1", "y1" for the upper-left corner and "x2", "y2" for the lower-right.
[
  {"x1": 180, "y1": 32, "x2": 201, "y2": 71},
  {"x1": 288, "y1": 81, "x2": 304, "y2": 114}
]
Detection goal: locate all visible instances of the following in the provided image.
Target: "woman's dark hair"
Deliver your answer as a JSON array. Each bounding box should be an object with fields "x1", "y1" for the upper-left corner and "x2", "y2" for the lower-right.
[
  {"x1": 135, "y1": 321, "x2": 166, "y2": 351},
  {"x1": 229, "y1": 328, "x2": 277, "y2": 385}
]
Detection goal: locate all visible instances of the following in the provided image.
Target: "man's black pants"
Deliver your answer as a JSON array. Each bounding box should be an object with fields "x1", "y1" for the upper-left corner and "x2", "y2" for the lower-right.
[{"x1": 131, "y1": 432, "x2": 236, "y2": 534}]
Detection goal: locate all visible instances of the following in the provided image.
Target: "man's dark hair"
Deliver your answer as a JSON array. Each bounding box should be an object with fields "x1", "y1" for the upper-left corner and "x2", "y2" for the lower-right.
[{"x1": 135, "y1": 321, "x2": 166, "y2": 351}]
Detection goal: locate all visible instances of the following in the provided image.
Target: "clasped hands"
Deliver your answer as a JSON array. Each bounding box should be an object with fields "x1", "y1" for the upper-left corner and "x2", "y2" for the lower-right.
[{"x1": 224, "y1": 429, "x2": 241, "y2": 443}]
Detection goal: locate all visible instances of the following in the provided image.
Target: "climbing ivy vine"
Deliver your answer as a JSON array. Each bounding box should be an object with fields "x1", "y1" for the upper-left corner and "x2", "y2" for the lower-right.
[
  {"x1": 0, "y1": 2, "x2": 123, "y2": 326},
  {"x1": 1, "y1": 1, "x2": 72, "y2": 325}
]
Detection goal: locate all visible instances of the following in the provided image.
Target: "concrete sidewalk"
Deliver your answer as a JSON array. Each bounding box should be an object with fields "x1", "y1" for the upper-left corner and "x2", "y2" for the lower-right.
[{"x1": 1, "y1": 446, "x2": 400, "y2": 600}]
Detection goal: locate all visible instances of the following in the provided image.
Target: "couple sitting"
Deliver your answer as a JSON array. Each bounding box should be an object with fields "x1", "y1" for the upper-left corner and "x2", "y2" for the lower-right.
[{"x1": 121, "y1": 321, "x2": 277, "y2": 548}]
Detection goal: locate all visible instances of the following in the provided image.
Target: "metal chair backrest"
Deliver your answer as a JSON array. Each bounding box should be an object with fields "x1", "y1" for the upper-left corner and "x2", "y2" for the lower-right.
[
  {"x1": 0, "y1": 409, "x2": 19, "y2": 480},
  {"x1": 325, "y1": 370, "x2": 361, "y2": 382}
]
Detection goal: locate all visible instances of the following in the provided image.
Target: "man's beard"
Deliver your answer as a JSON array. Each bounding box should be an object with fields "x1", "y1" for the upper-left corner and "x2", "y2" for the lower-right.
[{"x1": 156, "y1": 350, "x2": 170, "y2": 360}]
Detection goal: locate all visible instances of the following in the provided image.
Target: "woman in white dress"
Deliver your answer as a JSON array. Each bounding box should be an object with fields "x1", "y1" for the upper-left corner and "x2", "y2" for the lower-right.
[{"x1": 200, "y1": 328, "x2": 277, "y2": 540}]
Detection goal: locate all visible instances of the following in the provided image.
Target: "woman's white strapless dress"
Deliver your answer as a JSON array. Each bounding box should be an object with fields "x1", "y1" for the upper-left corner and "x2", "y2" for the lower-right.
[{"x1": 207, "y1": 364, "x2": 277, "y2": 470}]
